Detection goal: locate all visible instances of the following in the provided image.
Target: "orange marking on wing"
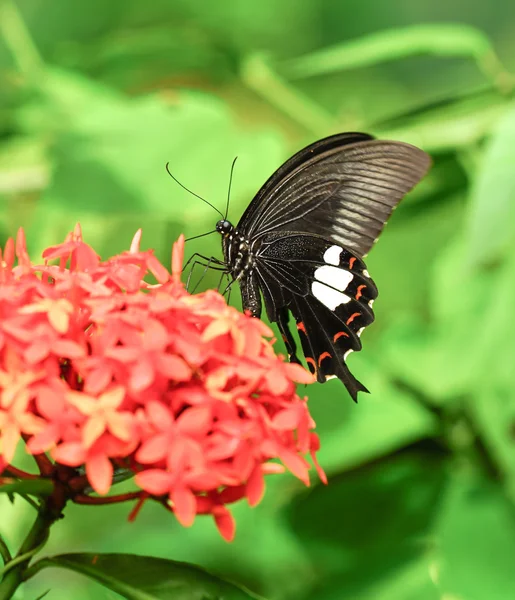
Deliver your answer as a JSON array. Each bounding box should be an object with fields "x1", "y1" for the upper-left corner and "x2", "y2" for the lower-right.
[
  {"x1": 305, "y1": 357, "x2": 317, "y2": 374},
  {"x1": 296, "y1": 321, "x2": 307, "y2": 334},
  {"x1": 346, "y1": 312, "x2": 361, "y2": 325},
  {"x1": 349, "y1": 256, "x2": 356, "y2": 269},
  {"x1": 333, "y1": 331, "x2": 349, "y2": 342},
  {"x1": 318, "y1": 351, "x2": 331, "y2": 366},
  {"x1": 355, "y1": 284, "x2": 366, "y2": 300}
]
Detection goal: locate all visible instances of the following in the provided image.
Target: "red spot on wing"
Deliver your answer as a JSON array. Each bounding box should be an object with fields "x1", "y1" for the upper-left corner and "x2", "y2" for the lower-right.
[
  {"x1": 346, "y1": 312, "x2": 361, "y2": 325},
  {"x1": 333, "y1": 331, "x2": 349, "y2": 342},
  {"x1": 318, "y1": 351, "x2": 331, "y2": 366},
  {"x1": 356, "y1": 284, "x2": 366, "y2": 300},
  {"x1": 296, "y1": 322, "x2": 307, "y2": 334},
  {"x1": 349, "y1": 257, "x2": 356, "y2": 269},
  {"x1": 92, "y1": 555, "x2": 99, "y2": 565},
  {"x1": 305, "y1": 357, "x2": 317, "y2": 374}
]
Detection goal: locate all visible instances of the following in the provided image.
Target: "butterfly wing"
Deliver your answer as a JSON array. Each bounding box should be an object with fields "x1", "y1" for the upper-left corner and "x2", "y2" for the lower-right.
[
  {"x1": 253, "y1": 233, "x2": 377, "y2": 400},
  {"x1": 238, "y1": 133, "x2": 431, "y2": 258}
]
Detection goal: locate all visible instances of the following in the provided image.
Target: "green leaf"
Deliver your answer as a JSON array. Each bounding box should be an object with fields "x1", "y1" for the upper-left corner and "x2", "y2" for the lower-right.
[
  {"x1": 307, "y1": 359, "x2": 438, "y2": 474},
  {"x1": 376, "y1": 89, "x2": 511, "y2": 152},
  {"x1": 282, "y1": 24, "x2": 508, "y2": 83},
  {"x1": 304, "y1": 558, "x2": 440, "y2": 600},
  {"x1": 287, "y1": 446, "x2": 446, "y2": 598},
  {"x1": 18, "y1": 68, "x2": 285, "y2": 260},
  {"x1": 466, "y1": 101, "x2": 515, "y2": 266},
  {"x1": 437, "y1": 472, "x2": 515, "y2": 600},
  {"x1": 0, "y1": 478, "x2": 53, "y2": 497},
  {"x1": 469, "y1": 387, "x2": 515, "y2": 502},
  {"x1": 384, "y1": 233, "x2": 515, "y2": 402},
  {"x1": 33, "y1": 553, "x2": 265, "y2": 600}
]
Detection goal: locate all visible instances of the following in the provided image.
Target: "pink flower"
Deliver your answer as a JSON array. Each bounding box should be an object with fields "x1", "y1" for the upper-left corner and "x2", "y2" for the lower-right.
[{"x1": 0, "y1": 227, "x2": 324, "y2": 540}]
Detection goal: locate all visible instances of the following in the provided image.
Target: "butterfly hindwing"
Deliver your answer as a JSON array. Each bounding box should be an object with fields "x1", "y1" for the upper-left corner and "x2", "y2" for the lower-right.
[
  {"x1": 291, "y1": 295, "x2": 368, "y2": 401},
  {"x1": 252, "y1": 233, "x2": 378, "y2": 400}
]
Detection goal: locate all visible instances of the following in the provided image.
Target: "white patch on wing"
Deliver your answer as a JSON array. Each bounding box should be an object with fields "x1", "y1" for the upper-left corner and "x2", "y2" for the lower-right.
[
  {"x1": 363, "y1": 269, "x2": 370, "y2": 278},
  {"x1": 344, "y1": 349, "x2": 353, "y2": 360},
  {"x1": 314, "y1": 265, "x2": 353, "y2": 291},
  {"x1": 357, "y1": 327, "x2": 364, "y2": 338},
  {"x1": 323, "y1": 245, "x2": 343, "y2": 266},
  {"x1": 312, "y1": 281, "x2": 351, "y2": 310},
  {"x1": 312, "y1": 264, "x2": 353, "y2": 310}
]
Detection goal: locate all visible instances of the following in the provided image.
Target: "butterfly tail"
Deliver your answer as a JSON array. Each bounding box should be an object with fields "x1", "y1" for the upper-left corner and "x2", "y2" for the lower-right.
[
  {"x1": 333, "y1": 363, "x2": 369, "y2": 403},
  {"x1": 291, "y1": 296, "x2": 369, "y2": 401}
]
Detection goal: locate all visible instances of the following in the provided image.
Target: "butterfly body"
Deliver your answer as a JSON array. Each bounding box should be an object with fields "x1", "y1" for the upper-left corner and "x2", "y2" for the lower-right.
[{"x1": 215, "y1": 132, "x2": 430, "y2": 400}]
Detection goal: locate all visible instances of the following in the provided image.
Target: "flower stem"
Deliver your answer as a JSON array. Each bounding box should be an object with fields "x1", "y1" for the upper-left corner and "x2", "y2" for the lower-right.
[
  {"x1": 0, "y1": 536, "x2": 11, "y2": 566},
  {"x1": 240, "y1": 53, "x2": 336, "y2": 135},
  {"x1": 73, "y1": 491, "x2": 143, "y2": 505},
  {"x1": 0, "y1": 503, "x2": 54, "y2": 599},
  {"x1": 3, "y1": 466, "x2": 37, "y2": 479},
  {"x1": 21, "y1": 436, "x2": 54, "y2": 476}
]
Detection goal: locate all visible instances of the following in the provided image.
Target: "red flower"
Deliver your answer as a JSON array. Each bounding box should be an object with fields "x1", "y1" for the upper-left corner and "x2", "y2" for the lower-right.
[{"x1": 0, "y1": 226, "x2": 325, "y2": 541}]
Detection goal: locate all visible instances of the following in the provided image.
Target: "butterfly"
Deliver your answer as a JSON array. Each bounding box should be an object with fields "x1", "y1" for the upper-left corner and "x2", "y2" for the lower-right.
[{"x1": 191, "y1": 132, "x2": 430, "y2": 401}]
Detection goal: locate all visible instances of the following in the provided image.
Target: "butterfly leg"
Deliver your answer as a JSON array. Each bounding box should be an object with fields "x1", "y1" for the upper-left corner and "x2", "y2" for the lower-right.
[
  {"x1": 277, "y1": 308, "x2": 301, "y2": 365},
  {"x1": 183, "y1": 253, "x2": 226, "y2": 291},
  {"x1": 182, "y1": 252, "x2": 225, "y2": 272}
]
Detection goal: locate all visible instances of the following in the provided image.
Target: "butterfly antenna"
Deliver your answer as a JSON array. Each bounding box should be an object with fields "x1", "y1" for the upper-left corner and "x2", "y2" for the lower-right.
[
  {"x1": 185, "y1": 230, "x2": 217, "y2": 243},
  {"x1": 224, "y1": 156, "x2": 238, "y2": 219},
  {"x1": 166, "y1": 163, "x2": 224, "y2": 219}
]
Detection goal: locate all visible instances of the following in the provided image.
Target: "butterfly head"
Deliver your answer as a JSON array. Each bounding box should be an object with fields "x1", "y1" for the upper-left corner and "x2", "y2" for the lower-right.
[{"x1": 216, "y1": 219, "x2": 234, "y2": 237}]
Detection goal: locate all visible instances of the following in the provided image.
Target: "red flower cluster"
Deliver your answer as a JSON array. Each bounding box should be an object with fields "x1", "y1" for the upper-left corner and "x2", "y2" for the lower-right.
[{"x1": 0, "y1": 226, "x2": 325, "y2": 540}]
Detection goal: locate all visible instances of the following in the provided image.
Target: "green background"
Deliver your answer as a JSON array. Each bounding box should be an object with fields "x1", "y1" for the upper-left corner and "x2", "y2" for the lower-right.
[{"x1": 1, "y1": 0, "x2": 515, "y2": 598}]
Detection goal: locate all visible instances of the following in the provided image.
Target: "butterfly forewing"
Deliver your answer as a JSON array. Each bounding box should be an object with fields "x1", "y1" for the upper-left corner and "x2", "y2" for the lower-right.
[{"x1": 239, "y1": 135, "x2": 430, "y2": 257}]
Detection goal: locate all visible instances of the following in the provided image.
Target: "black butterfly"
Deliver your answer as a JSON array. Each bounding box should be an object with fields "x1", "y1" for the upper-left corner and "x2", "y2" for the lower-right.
[{"x1": 191, "y1": 132, "x2": 430, "y2": 401}]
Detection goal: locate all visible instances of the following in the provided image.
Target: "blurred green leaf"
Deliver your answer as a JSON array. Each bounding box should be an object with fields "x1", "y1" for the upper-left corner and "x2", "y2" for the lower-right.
[
  {"x1": 466, "y1": 101, "x2": 515, "y2": 265},
  {"x1": 33, "y1": 553, "x2": 264, "y2": 600},
  {"x1": 307, "y1": 360, "x2": 438, "y2": 474},
  {"x1": 304, "y1": 558, "x2": 440, "y2": 600},
  {"x1": 0, "y1": 479, "x2": 53, "y2": 497},
  {"x1": 283, "y1": 24, "x2": 510, "y2": 84},
  {"x1": 17, "y1": 68, "x2": 285, "y2": 259},
  {"x1": 377, "y1": 89, "x2": 511, "y2": 152},
  {"x1": 470, "y1": 387, "x2": 515, "y2": 501},
  {"x1": 437, "y1": 471, "x2": 515, "y2": 600},
  {"x1": 287, "y1": 445, "x2": 446, "y2": 599}
]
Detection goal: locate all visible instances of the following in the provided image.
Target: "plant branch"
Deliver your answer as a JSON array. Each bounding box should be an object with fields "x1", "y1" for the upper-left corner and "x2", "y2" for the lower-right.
[
  {"x1": 2, "y1": 466, "x2": 37, "y2": 479},
  {"x1": 18, "y1": 494, "x2": 41, "y2": 511},
  {"x1": 0, "y1": 529, "x2": 49, "y2": 579},
  {"x1": 0, "y1": 503, "x2": 53, "y2": 600},
  {"x1": 73, "y1": 491, "x2": 143, "y2": 505}
]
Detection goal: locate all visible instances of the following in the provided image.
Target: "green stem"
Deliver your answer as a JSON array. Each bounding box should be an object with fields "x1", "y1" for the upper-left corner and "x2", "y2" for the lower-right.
[
  {"x1": 0, "y1": 0, "x2": 44, "y2": 82},
  {"x1": 240, "y1": 53, "x2": 336, "y2": 135},
  {"x1": 0, "y1": 537, "x2": 11, "y2": 566},
  {"x1": 0, "y1": 504, "x2": 53, "y2": 600}
]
